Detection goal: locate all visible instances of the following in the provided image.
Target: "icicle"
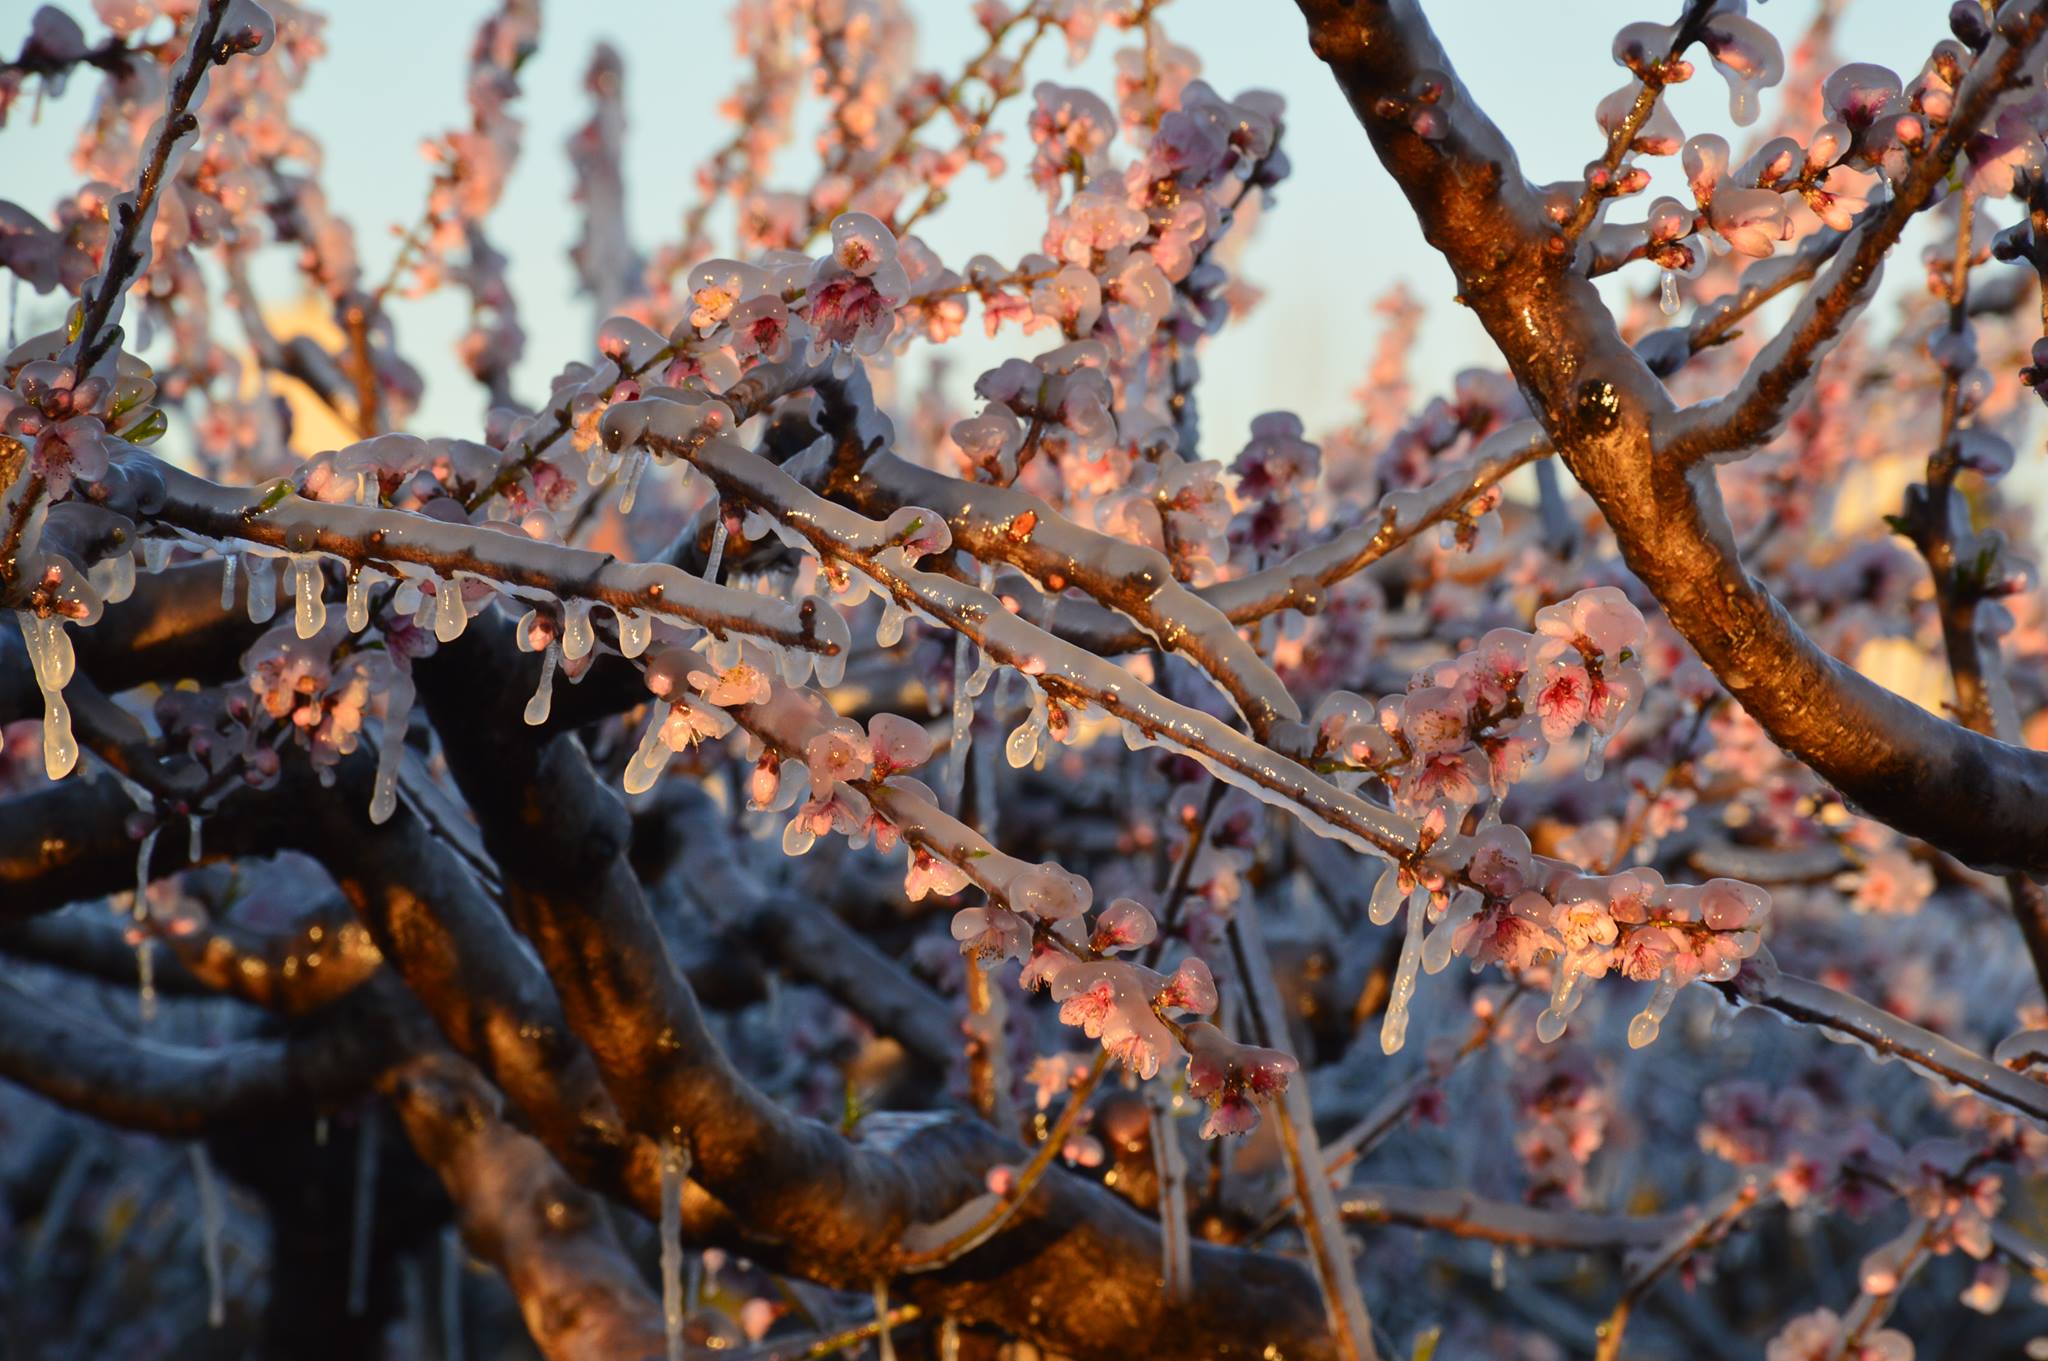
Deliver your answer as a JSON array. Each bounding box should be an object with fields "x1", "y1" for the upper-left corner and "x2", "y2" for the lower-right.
[
  {"x1": 1659, "y1": 268, "x2": 1680, "y2": 317},
  {"x1": 369, "y1": 675, "x2": 414, "y2": 826},
  {"x1": 1536, "y1": 957, "x2": 1587, "y2": 1044},
  {"x1": 142, "y1": 536, "x2": 170, "y2": 573},
  {"x1": 89, "y1": 550, "x2": 135, "y2": 604},
  {"x1": 133, "y1": 826, "x2": 159, "y2": 1023},
  {"x1": 1627, "y1": 970, "x2": 1682, "y2": 1049},
  {"x1": 392, "y1": 574, "x2": 423, "y2": 616},
  {"x1": 1491, "y1": 1243, "x2": 1508, "y2": 1291},
  {"x1": 347, "y1": 1111, "x2": 380, "y2": 1317},
  {"x1": 1005, "y1": 687, "x2": 1049, "y2": 769},
  {"x1": 1380, "y1": 887, "x2": 1428, "y2": 1055},
  {"x1": 561, "y1": 600, "x2": 594, "y2": 660},
  {"x1": 190, "y1": 1144, "x2": 226, "y2": 1327},
  {"x1": 702, "y1": 517, "x2": 728, "y2": 583},
  {"x1": 188, "y1": 814, "x2": 203, "y2": 864},
  {"x1": 345, "y1": 568, "x2": 373, "y2": 633},
  {"x1": 440, "y1": 1227, "x2": 464, "y2": 1361},
  {"x1": 618, "y1": 449, "x2": 648, "y2": 514},
  {"x1": 293, "y1": 556, "x2": 327, "y2": 639},
  {"x1": 873, "y1": 1281, "x2": 898, "y2": 1361},
  {"x1": 1584, "y1": 728, "x2": 1612, "y2": 780},
  {"x1": 1148, "y1": 1086, "x2": 1192, "y2": 1301},
  {"x1": 433, "y1": 575, "x2": 468, "y2": 643},
  {"x1": 615, "y1": 606, "x2": 652, "y2": 659},
  {"x1": 1367, "y1": 862, "x2": 1407, "y2": 927},
  {"x1": 944, "y1": 634, "x2": 975, "y2": 809},
  {"x1": 524, "y1": 642, "x2": 559, "y2": 726},
  {"x1": 876, "y1": 602, "x2": 910, "y2": 648},
  {"x1": 659, "y1": 1139, "x2": 690, "y2": 1361},
  {"x1": 18, "y1": 612, "x2": 78, "y2": 779},
  {"x1": 1422, "y1": 889, "x2": 1481, "y2": 975},
  {"x1": 245, "y1": 556, "x2": 277, "y2": 623},
  {"x1": 219, "y1": 553, "x2": 238, "y2": 611},
  {"x1": 623, "y1": 704, "x2": 671, "y2": 796}
]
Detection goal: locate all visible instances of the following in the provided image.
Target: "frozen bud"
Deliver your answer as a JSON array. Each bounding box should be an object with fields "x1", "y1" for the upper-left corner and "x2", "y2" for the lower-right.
[
  {"x1": 1700, "y1": 878, "x2": 1769, "y2": 931},
  {"x1": 1158, "y1": 956, "x2": 1217, "y2": 1014},
  {"x1": 828, "y1": 212, "x2": 898, "y2": 278},
  {"x1": 1010, "y1": 862, "x2": 1092, "y2": 921},
  {"x1": 643, "y1": 642, "x2": 694, "y2": 698},
  {"x1": 1091, "y1": 898, "x2": 1157, "y2": 953},
  {"x1": 1823, "y1": 63, "x2": 1903, "y2": 130},
  {"x1": 867, "y1": 712, "x2": 933, "y2": 775}
]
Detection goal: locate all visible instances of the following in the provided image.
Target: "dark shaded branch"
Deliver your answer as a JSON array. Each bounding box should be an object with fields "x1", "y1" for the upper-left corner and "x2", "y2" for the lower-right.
[{"x1": 385, "y1": 1051, "x2": 669, "y2": 1361}]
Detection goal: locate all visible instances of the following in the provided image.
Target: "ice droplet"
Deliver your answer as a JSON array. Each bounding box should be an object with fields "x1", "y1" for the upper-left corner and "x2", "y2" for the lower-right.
[
  {"x1": 1659, "y1": 269, "x2": 1680, "y2": 317},
  {"x1": 876, "y1": 602, "x2": 910, "y2": 648},
  {"x1": 433, "y1": 575, "x2": 468, "y2": 643},
  {"x1": 345, "y1": 568, "x2": 373, "y2": 633},
  {"x1": 245, "y1": 557, "x2": 277, "y2": 624},
  {"x1": 293, "y1": 556, "x2": 327, "y2": 639},
  {"x1": 618, "y1": 449, "x2": 648, "y2": 515},
  {"x1": 561, "y1": 601, "x2": 595, "y2": 660},
  {"x1": 616, "y1": 607, "x2": 652, "y2": 659},
  {"x1": 703, "y1": 517, "x2": 729, "y2": 583},
  {"x1": 1627, "y1": 971, "x2": 1682, "y2": 1049},
  {"x1": 623, "y1": 705, "x2": 670, "y2": 796},
  {"x1": 660, "y1": 1139, "x2": 690, "y2": 1361},
  {"x1": 524, "y1": 643, "x2": 559, "y2": 726},
  {"x1": 1380, "y1": 887, "x2": 1428, "y2": 1055},
  {"x1": 369, "y1": 675, "x2": 414, "y2": 825},
  {"x1": 133, "y1": 825, "x2": 159, "y2": 1023}
]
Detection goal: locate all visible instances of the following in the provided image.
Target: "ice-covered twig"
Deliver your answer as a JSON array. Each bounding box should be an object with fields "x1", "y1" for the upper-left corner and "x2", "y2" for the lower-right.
[
  {"x1": 1657, "y1": 13, "x2": 2048, "y2": 463},
  {"x1": 1593, "y1": 1180, "x2": 1767, "y2": 1361},
  {"x1": 1340, "y1": 1184, "x2": 1688, "y2": 1251},
  {"x1": 144, "y1": 462, "x2": 840, "y2": 659}
]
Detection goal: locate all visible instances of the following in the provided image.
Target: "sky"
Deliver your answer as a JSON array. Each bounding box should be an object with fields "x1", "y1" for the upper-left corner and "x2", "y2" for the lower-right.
[{"x1": 0, "y1": 0, "x2": 1974, "y2": 456}]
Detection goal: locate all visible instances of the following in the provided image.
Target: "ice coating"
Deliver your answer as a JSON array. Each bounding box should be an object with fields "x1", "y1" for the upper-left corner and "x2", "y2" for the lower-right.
[
  {"x1": 18, "y1": 612, "x2": 80, "y2": 779},
  {"x1": 293, "y1": 555, "x2": 327, "y2": 639},
  {"x1": 524, "y1": 642, "x2": 559, "y2": 726},
  {"x1": 368, "y1": 672, "x2": 415, "y2": 825},
  {"x1": 1378, "y1": 887, "x2": 1428, "y2": 1056}
]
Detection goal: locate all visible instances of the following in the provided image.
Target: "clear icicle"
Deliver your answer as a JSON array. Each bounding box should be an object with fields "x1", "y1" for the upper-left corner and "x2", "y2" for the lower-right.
[
  {"x1": 293, "y1": 556, "x2": 327, "y2": 639},
  {"x1": 348, "y1": 1111, "x2": 380, "y2": 1317},
  {"x1": 18, "y1": 612, "x2": 79, "y2": 780},
  {"x1": 618, "y1": 449, "x2": 648, "y2": 514},
  {"x1": 1422, "y1": 889, "x2": 1481, "y2": 975},
  {"x1": 1659, "y1": 269, "x2": 1680, "y2": 317},
  {"x1": 616, "y1": 607, "x2": 652, "y2": 659},
  {"x1": 876, "y1": 602, "x2": 909, "y2": 648},
  {"x1": 134, "y1": 826, "x2": 159, "y2": 1023},
  {"x1": 1148, "y1": 1086, "x2": 1192, "y2": 1301},
  {"x1": 188, "y1": 814, "x2": 203, "y2": 864},
  {"x1": 433, "y1": 575, "x2": 468, "y2": 643},
  {"x1": 245, "y1": 556, "x2": 277, "y2": 623},
  {"x1": 90, "y1": 550, "x2": 135, "y2": 604},
  {"x1": 369, "y1": 675, "x2": 414, "y2": 825},
  {"x1": 1627, "y1": 970, "x2": 1683, "y2": 1049},
  {"x1": 1380, "y1": 887, "x2": 1428, "y2": 1056},
  {"x1": 190, "y1": 1144, "x2": 226, "y2": 1327},
  {"x1": 874, "y1": 1281, "x2": 898, "y2": 1361},
  {"x1": 143, "y1": 536, "x2": 170, "y2": 573},
  {"x1": 1367, "y1": 862, "x2": 1406, "y2": 927},
  {"x1": 345, "y1": 569, "x2": 372, "y2": 633},
  {"x1": 561, "y1": 601, "x2": 594, "y2": 661},
  {"x1": 944, "y1": 632, "x2": 975, "y2": 809},
  {"x1": 624, "y1": 705, "x2": 671, "y2": 796},
  {"x1": 523, "y1": 643, "x2": 559, "y2": 726},
  {"x1": 1536, "y1": 956, "x2": 1589, "y2": 1043},
  {"x1": 702, "y1": 517, "x2": 728, "y2": 583},
  {"x1": 659, "y1": 1139, "x2": 690, "y2": 1361},
  {"x1": 220, "y1": 553, "x2": 238, "y2": 611}
]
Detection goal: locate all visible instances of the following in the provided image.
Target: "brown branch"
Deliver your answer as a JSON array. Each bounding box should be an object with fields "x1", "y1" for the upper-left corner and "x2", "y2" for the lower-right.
[{"x1": 1294, "y1": 0, "x2": 2048, "y2": 876}]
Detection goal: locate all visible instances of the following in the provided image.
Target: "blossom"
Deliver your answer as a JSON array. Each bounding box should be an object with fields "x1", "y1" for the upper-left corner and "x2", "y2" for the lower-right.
[
  {"x1": 803, "y1": 724, "x2": 874, "y2": 799},
  {"x1": 907, "y1": 847, "x2": 971, "y2": 902},
  {"x1": 951, "y1": 905, "x2": 1031, "y2": 964}
]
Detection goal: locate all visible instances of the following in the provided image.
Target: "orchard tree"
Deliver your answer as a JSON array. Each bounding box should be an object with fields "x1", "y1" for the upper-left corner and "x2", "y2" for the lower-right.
[{"x1": 6, "y1": 0, "x2": 2048, "y2": 1357}]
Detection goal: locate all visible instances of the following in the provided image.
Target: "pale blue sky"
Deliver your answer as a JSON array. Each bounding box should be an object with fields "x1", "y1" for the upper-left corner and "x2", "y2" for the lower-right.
[{"x1": 0, "y1": 0, "x2": 1953, "y2": 454}]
